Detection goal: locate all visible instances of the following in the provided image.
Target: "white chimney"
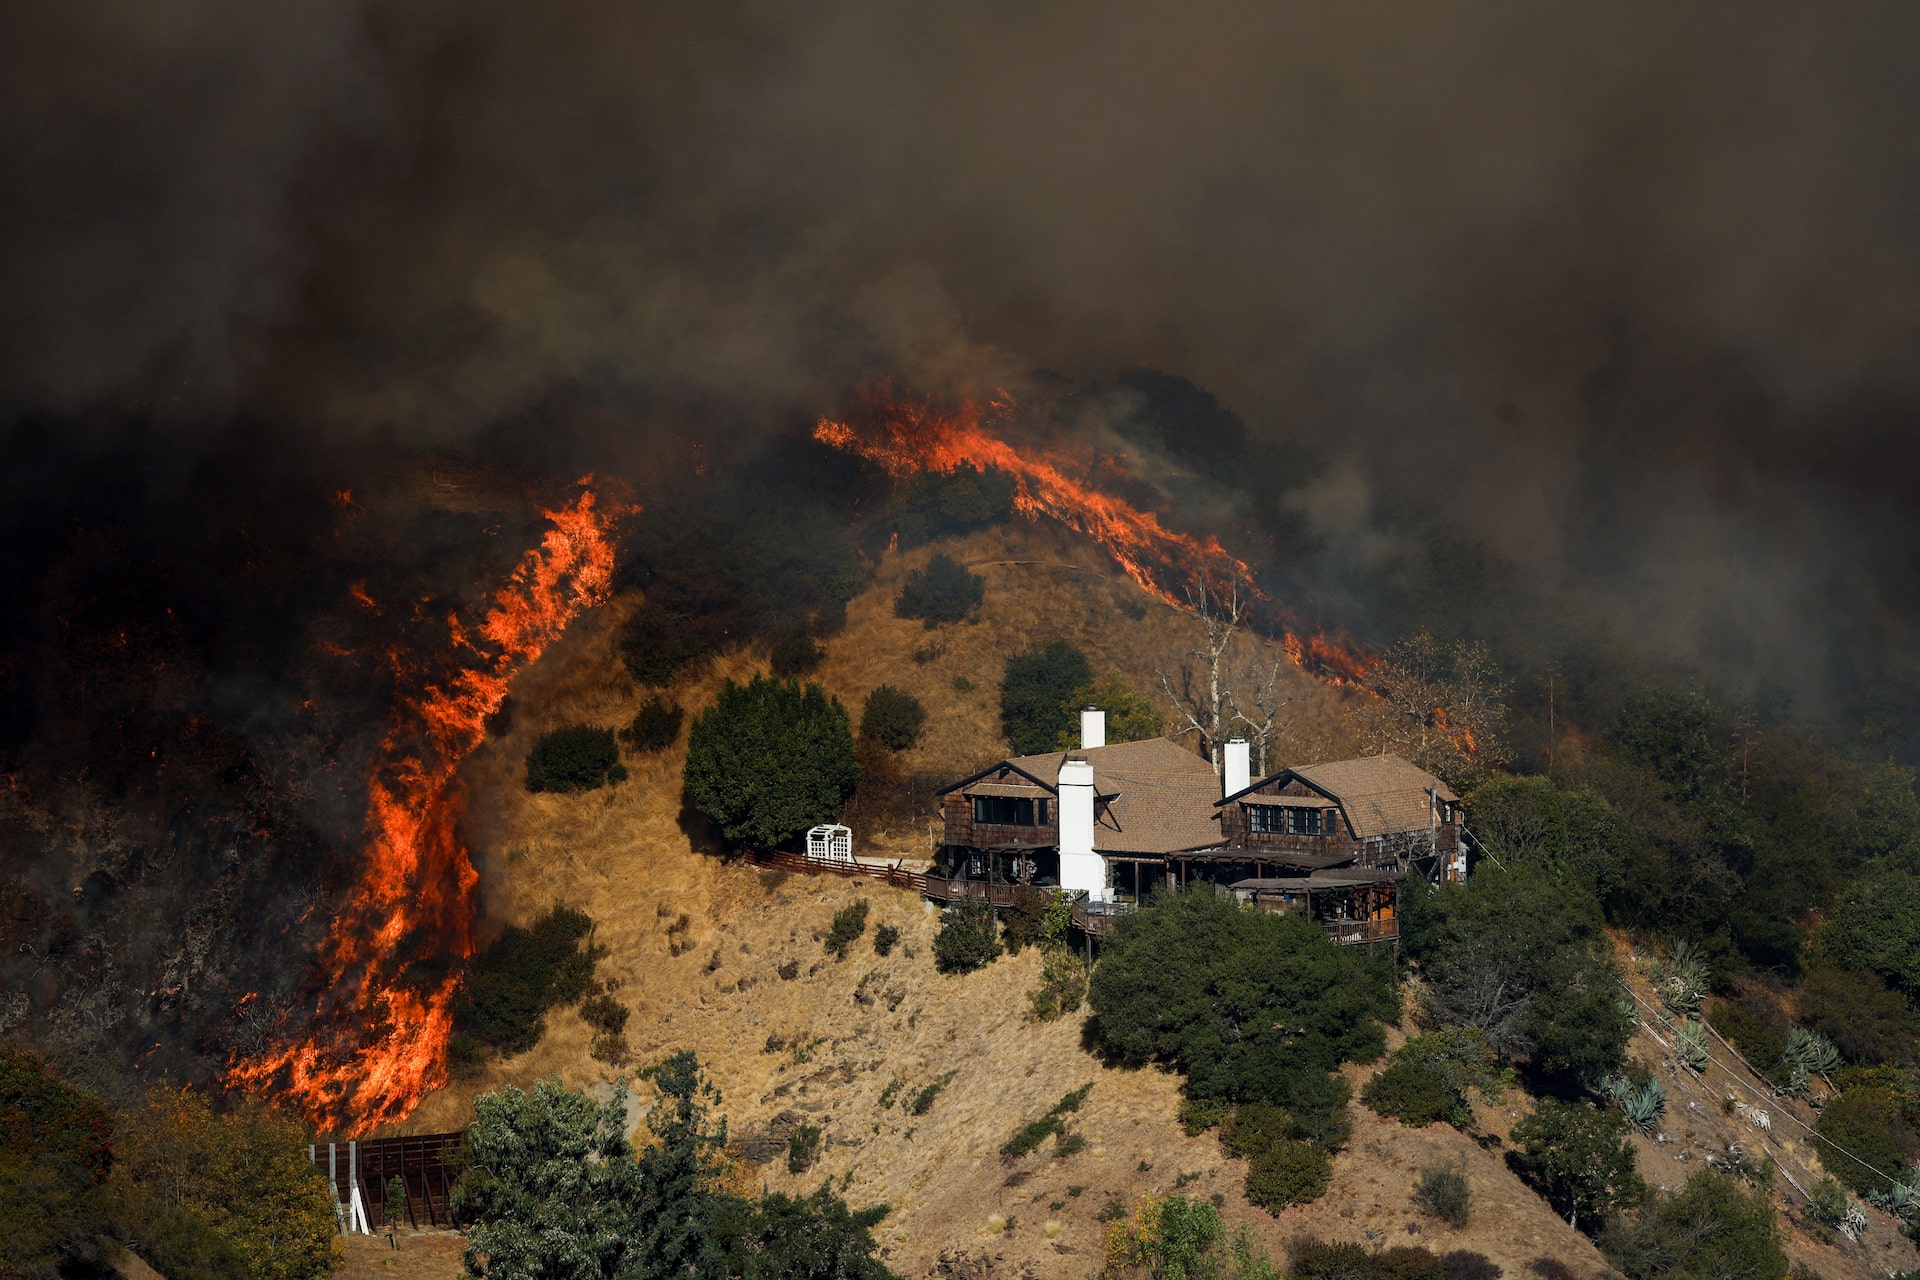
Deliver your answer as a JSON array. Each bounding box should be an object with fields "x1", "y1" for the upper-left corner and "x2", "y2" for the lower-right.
[
  {"x1": 1223, "y1": 738, "x2": 1251, "y2": 800},
  {"x1": 1080, "y1": 706, "x2": 1106, "y2": 750},
  {"x1": 1057, "y1": 755, "x2": 1106, "y2": 901}
]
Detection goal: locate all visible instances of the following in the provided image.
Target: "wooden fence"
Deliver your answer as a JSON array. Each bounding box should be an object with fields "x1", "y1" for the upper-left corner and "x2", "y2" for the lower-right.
[{"x1": 310, "y1": 1132, "x2": 465, "y2": 1234}]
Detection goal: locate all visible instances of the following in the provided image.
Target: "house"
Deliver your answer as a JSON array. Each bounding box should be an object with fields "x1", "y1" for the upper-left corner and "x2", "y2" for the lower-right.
[{"x1": 932, "y1": 709, "x2": 1463, "y2": 944}]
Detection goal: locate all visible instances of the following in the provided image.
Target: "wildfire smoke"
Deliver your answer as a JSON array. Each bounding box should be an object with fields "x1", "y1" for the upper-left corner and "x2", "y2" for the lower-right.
[{"x1": 227, "y1": 482, "x2": 627, "y2": 1134}]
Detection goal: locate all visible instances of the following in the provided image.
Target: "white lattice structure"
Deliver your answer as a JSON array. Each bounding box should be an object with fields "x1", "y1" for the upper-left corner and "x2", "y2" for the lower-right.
[{"x1": 806, "y1": 823, "x2": 853, "y2": 863}]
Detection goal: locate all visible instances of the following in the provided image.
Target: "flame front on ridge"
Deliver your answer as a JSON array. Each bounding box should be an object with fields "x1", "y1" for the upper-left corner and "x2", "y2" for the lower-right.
[
  {"x1": 227, "y1": 482, "x2": 628, "y2": 1134},
  {"x1": 816, "y1": 388, "x2": 1378, "y2": 688}
]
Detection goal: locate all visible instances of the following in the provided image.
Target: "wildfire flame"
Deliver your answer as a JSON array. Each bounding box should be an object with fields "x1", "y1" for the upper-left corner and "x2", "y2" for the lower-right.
[
  {"x1": 816, "y1": 388, "x2": 1378, "y2": 687},
  {"x1": 228, "y1": 482, "x2": 628, "y2": 1134}
]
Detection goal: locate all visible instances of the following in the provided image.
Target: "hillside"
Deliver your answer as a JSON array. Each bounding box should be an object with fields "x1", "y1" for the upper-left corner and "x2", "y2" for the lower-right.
[{"x1": 375, "y1": 525, "x2": 1624, "y2": 1278}]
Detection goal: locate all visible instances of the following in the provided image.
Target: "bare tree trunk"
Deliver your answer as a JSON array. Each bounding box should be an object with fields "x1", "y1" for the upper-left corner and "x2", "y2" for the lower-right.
[{"x1": 1156, "y1": 581, "x2": 1245, "y2": 775}]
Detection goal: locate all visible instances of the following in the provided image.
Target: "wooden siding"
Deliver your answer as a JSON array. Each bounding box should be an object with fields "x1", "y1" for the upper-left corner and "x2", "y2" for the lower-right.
[
  {"x1": 940, "y1": 790, "x2": 1058, "y2": 851},
  {"x1": 1218, "y1": 777, "x2": 1460, "y2": 865}
]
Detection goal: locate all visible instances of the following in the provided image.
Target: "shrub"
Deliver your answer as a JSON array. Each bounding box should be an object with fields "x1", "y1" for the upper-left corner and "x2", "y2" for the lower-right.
[
  {"x1": 589, "y1": 1031, "x2": 631, "y2": 1066},
  {"x1": 1089, "y1": 889, "x2": 1396, "y2": 1126},
  {"x1": 894, "y1": 553, "x2": 984, "y2": 627},
  {"x1": 933, "y1": 899, "x2": 1001, "y2": 974},
  {"x1": 1001, "y1": 641, "x2": 1093, "y2": 754},
  {"x1": 1509, "y1": 1098, "x2": 1643, "y2": 1232},
  {"x1": 1413, "y1": 1162, "x2": 1470, "y2": 1228},
  {"x1": 525, "y1": 725, "x2": 626, "y2": 793},
  {"x1": 1363, "y1": 1059, "x2": 1460, "y2": 1129},
  {"x1": 892, "y1": 464, "x2": 1016, "y2": 546},
  {"x1": 1799, "y1": 966, "x2": 1916, "y2": 1065},
  {"x1": 619, "y1": 696, "x2": 684, "y2": 753},
  {"x1": 825, "y1": 900, "x2": 871, "y2": 959},
  {"x1": 1373, "y1": 1247, "x2": 1447, "y2": 1280},
  {"x1": 1707, "y1": 989, "x2": 1793, "y2": 1089},
  {"x1": 1179, "y1": 1096, "x2": 1229, "y2": 1136},
  {"x1": 1814, "y1": 1087, "x2": 1919, "y2": 1196},
  {"x1": 1289, "y1": 1237, "x2": 1373, "y2": 1280},
  {"x1": 579, "y1": 992, "x2": 629, "y2": 1035},
  {"x1": 872, "y1": 924, "x2": 901, "y2": 956},
  {"x1": 787, "y1": 1123, "x2": 823, "y2": 1174},
  {"x1": 1245, "y1": 1139, "x2": 1331, "y2": 1210},
  {"x1": 770, "y1": 630, "x2": 825, "y2": 678},
  {"x1": 1028, "y1": 945, "x2": 1088, "y2": 1021},
  {"x1": 1599, "y1": 1170, "x2": 1785, "y2": 1280},
  {"x1": 1219, "y1": 1104, "x2": 1294, "y2": 1160},
  {"x1": 683, "y1": 674, "x2": 858, "y2": 849},
  {"x1": 619, "y1": 608, "x2": 715, "y2": 687},
  {"x1": 999, "y1": 884, "x2": 1055, "y2": 954},
  {"x1": 453, "y1": 907, "x2": 601, "y2": 1059},
  {"x1": 1441, "y1": 1252, "x2": 1502, "y2": 1280},
  {"x1": 859, "y1": 686, "x2": 926, "y2": 751},
  {"x1": 906, "y1": 1073, "x2": 955, "y2": 1116}
]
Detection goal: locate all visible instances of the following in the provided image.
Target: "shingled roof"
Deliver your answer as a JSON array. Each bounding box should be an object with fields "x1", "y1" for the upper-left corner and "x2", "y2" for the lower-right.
[
  {"x1": 1219, "y1": 753, "x2": 1457, "y2": 839},
  {"x1": 998, "y1": 737, "x2": 1224, "y2": 856}
]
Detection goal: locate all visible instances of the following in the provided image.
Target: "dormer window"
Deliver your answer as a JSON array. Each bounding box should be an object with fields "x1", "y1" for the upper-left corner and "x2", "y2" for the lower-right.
[{"x1": 973, "y1": 795, "x2": 1046, "y2": 826}]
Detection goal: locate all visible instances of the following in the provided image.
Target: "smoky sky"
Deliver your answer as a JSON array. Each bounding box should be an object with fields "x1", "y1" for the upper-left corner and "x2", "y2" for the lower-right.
[{"x1": 6, "y1": 0, "x2": 1920, "y2": 707}]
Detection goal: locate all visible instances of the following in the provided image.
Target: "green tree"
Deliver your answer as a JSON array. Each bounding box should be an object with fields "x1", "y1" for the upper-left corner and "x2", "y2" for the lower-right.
[
  {"x1": 452, "y1": 906, "x2": 601, "y2": 1063},
  {"x1": 710, "y1": 1184, "x2": 896, "y2": 1280},
  {"x1": 859, "y1": 686, "x2": 927, "y2": 751},
  {"x1": 1088, "y1": 890, "x2": 1397, "y2": 1123},
  {"x1": 620, "y1": 697, "x2": 684, "y2": 753},
  {"x1": 684, "y1": 675, "x2": 858, "y2": 849},
  {"x1": 526, "y1": 725, "x2": 627, "y2": 793},
  {"x1": 1606, "y1": 687, "x2": 1721, "y2": 802},
  {"x1": 891, "y1": 464, "x2": 1016, "y2": 547},
  {"x1": 0, "y1": 1053, "x2": 115, "y2": 1280},
  {"x1": 894, "y1": 553, "x2": 984, "y2": 627},
  {"x1": 1813, "y1": 1086, "x2": 1919, "y2": 1197},
  {"x1": 1600, "y1": 1170, "x2": 1785, "y2": 1280},
  {"x1": 113, "y1": 1087, "x2": 339, "y2": 1280},
  {"x1": 1401, "y1": 865, "x2": 1630, "y2": 1080},
  {"x1": 1509, "y1": 1098, "x2": 1644, "y2": 1232},
  {"x1": 1466, "y1": 775, "x2": 1631, "y2": 901},
  {"x1": 1002, "y1": 641, "x2": 1094, "y2": 755},
  {"x1": 1821, "y1": 865, "x2": 1920, "y2": 1000},
  {"x1": 1058, "y1": 673, "x2": 1165, "y2": 748},
  {"x1": 933, "y1": 899, "x2": 1002, "y2": 974}
]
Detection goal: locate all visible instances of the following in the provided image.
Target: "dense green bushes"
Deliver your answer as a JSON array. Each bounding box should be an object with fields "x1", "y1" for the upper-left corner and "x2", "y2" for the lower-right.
[
  {"x1": 890, "y1": 464, "x2": 1016, "y2": 546},
  {"x1": 1508, "y1": 1098, "x2": 1644, "y2": 1232},
  {"x1": 683, "y1": 675, "x2": 858, "y2": 849},
  {"x1": 1245, "y1": 1139, "x2": 1332, "y2": 1211},
  {"x1": 453, "y1": 906, "x2": 602, "y2": 1063},
  {"x1": 769, "y1": 630, "x2": 826, "y2": 678},
  {"x1": 859, "y1": 685, "x2": 926, "y2": 751},
  {"x1": 1600, "y1": 1171, "x2": 1785, "y2": 1280},
  {"x1": 1055, "y1": 672, "x2": 1164, "y2": 748},
  {"x1": 620, "y1": 696, "x2": 684, "y2": 753},
  {"x1": 894, "y1": 553, "x2": 984, "y2": 627},
  {"x1": 1401, "y1": 864, "x2": 1630, "y2": 1081},
  {"x1": 933, "y1": 899, "x2": 1001, "y2": 973},
  {"x1": 526, "y1": 725, "x2": 626, "y2": 792},
  {"x1": 1001, "y1": 641, "x2": 1093, "y2": 754},
  {"x1": 1361, "y1": 1028, "x2": 1505, "y2": 1129},
  {"x1": 825, "y1": 899, "x2": 870, "y2": 959},
  {"x1": 1814, "y1": 1086, "x2": 1919, "y2": 1197}
]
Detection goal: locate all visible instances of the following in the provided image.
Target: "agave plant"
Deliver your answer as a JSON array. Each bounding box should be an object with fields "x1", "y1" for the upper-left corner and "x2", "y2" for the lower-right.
[
  {"x1": 1673, "y1": 1019, "x2": 1710, "y2": 1073},
  {"x1": 1616, "y1": 994, "x2": 1640, "y2": 1028},
  {"x1": 1867, "y1": 1167, "x2": 1920, "y2": 1218},
  {"x1": 1781, "y1": 1027, "x2": 1841, "y2": 1081},
  {"x1": 1618, "y1": 1078, "x2": 1668, "y2": 1134},
  {"x1": 1655, "y1": 939, "x2": 1711, "y2": 1016}
]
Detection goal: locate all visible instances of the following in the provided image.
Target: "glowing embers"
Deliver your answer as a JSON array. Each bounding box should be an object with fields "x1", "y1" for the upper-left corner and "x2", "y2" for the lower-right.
[{"x1": 227, "y1": 482, "x2": 627, "y2": 1134}]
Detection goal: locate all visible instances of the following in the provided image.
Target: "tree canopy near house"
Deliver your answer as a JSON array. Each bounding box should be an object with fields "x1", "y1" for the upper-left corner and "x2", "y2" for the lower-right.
[
  {"x1": 1002, "y1": 640, "x2": 1093, "y2": 754},
  {"x1": 1056, "y1": 672, "x2": 1164, "y2": 749},
  {"x1": 1088, "y1": 889, "x2": 1396, "y2": 1122},
  {"x1": 453, "y1": 1053, "x2": 896, "y2": 1280},
  {"x1": 1400, "y1": 864, "x2": 1631, "y2": 1082},
  {"x1": 684, "y1": 675, "x2": 858, "y2": 849},
  {"x1": 1465, "y1": 775, "x2": 1631, "y2": 902}
]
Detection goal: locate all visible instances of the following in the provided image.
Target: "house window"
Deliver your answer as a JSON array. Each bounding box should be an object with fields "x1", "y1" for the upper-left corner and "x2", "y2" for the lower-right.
[
  {"x1": 1246, "y1": 805, "x2": 1282, "y2": 835},
  {"x1": 1287, "y1": 807, "x2": 1323, "y2": 836},
  {"x1": 972, "y1": 795, "x2": 1038, "y2": 826}
]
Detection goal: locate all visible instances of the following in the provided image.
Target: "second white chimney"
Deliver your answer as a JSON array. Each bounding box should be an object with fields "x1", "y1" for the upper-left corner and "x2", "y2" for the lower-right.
[
  {"x1": 1057, "y1": 755, "x2": 1106, "y2": 901},
  {"x1": 1080, "y1": 706, "x2": 1106, "y2": 750},
  {"x1": 1223, "y1": 737, "x2": 1251, "y2": 799}
]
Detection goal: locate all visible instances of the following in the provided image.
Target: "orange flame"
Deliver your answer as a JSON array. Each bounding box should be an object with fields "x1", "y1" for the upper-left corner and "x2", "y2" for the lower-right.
[
  {"x1": 817, "y1": 388, "x2": 1378, "y2": 687},
  {"x1": 227, "y1": 482, "x2": 629, "y2": 1134}
]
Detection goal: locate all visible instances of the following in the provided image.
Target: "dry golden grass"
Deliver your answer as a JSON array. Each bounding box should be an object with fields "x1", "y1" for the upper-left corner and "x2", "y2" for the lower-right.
[{"x1": 385, "y1": 522, "x2": 1621, "y2": 1278}]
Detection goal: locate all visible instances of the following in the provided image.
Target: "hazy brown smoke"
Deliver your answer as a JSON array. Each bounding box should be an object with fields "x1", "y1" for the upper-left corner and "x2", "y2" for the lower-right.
[{"x1": 5, "y1": 1, "x2": 1920, "y2": 698}]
